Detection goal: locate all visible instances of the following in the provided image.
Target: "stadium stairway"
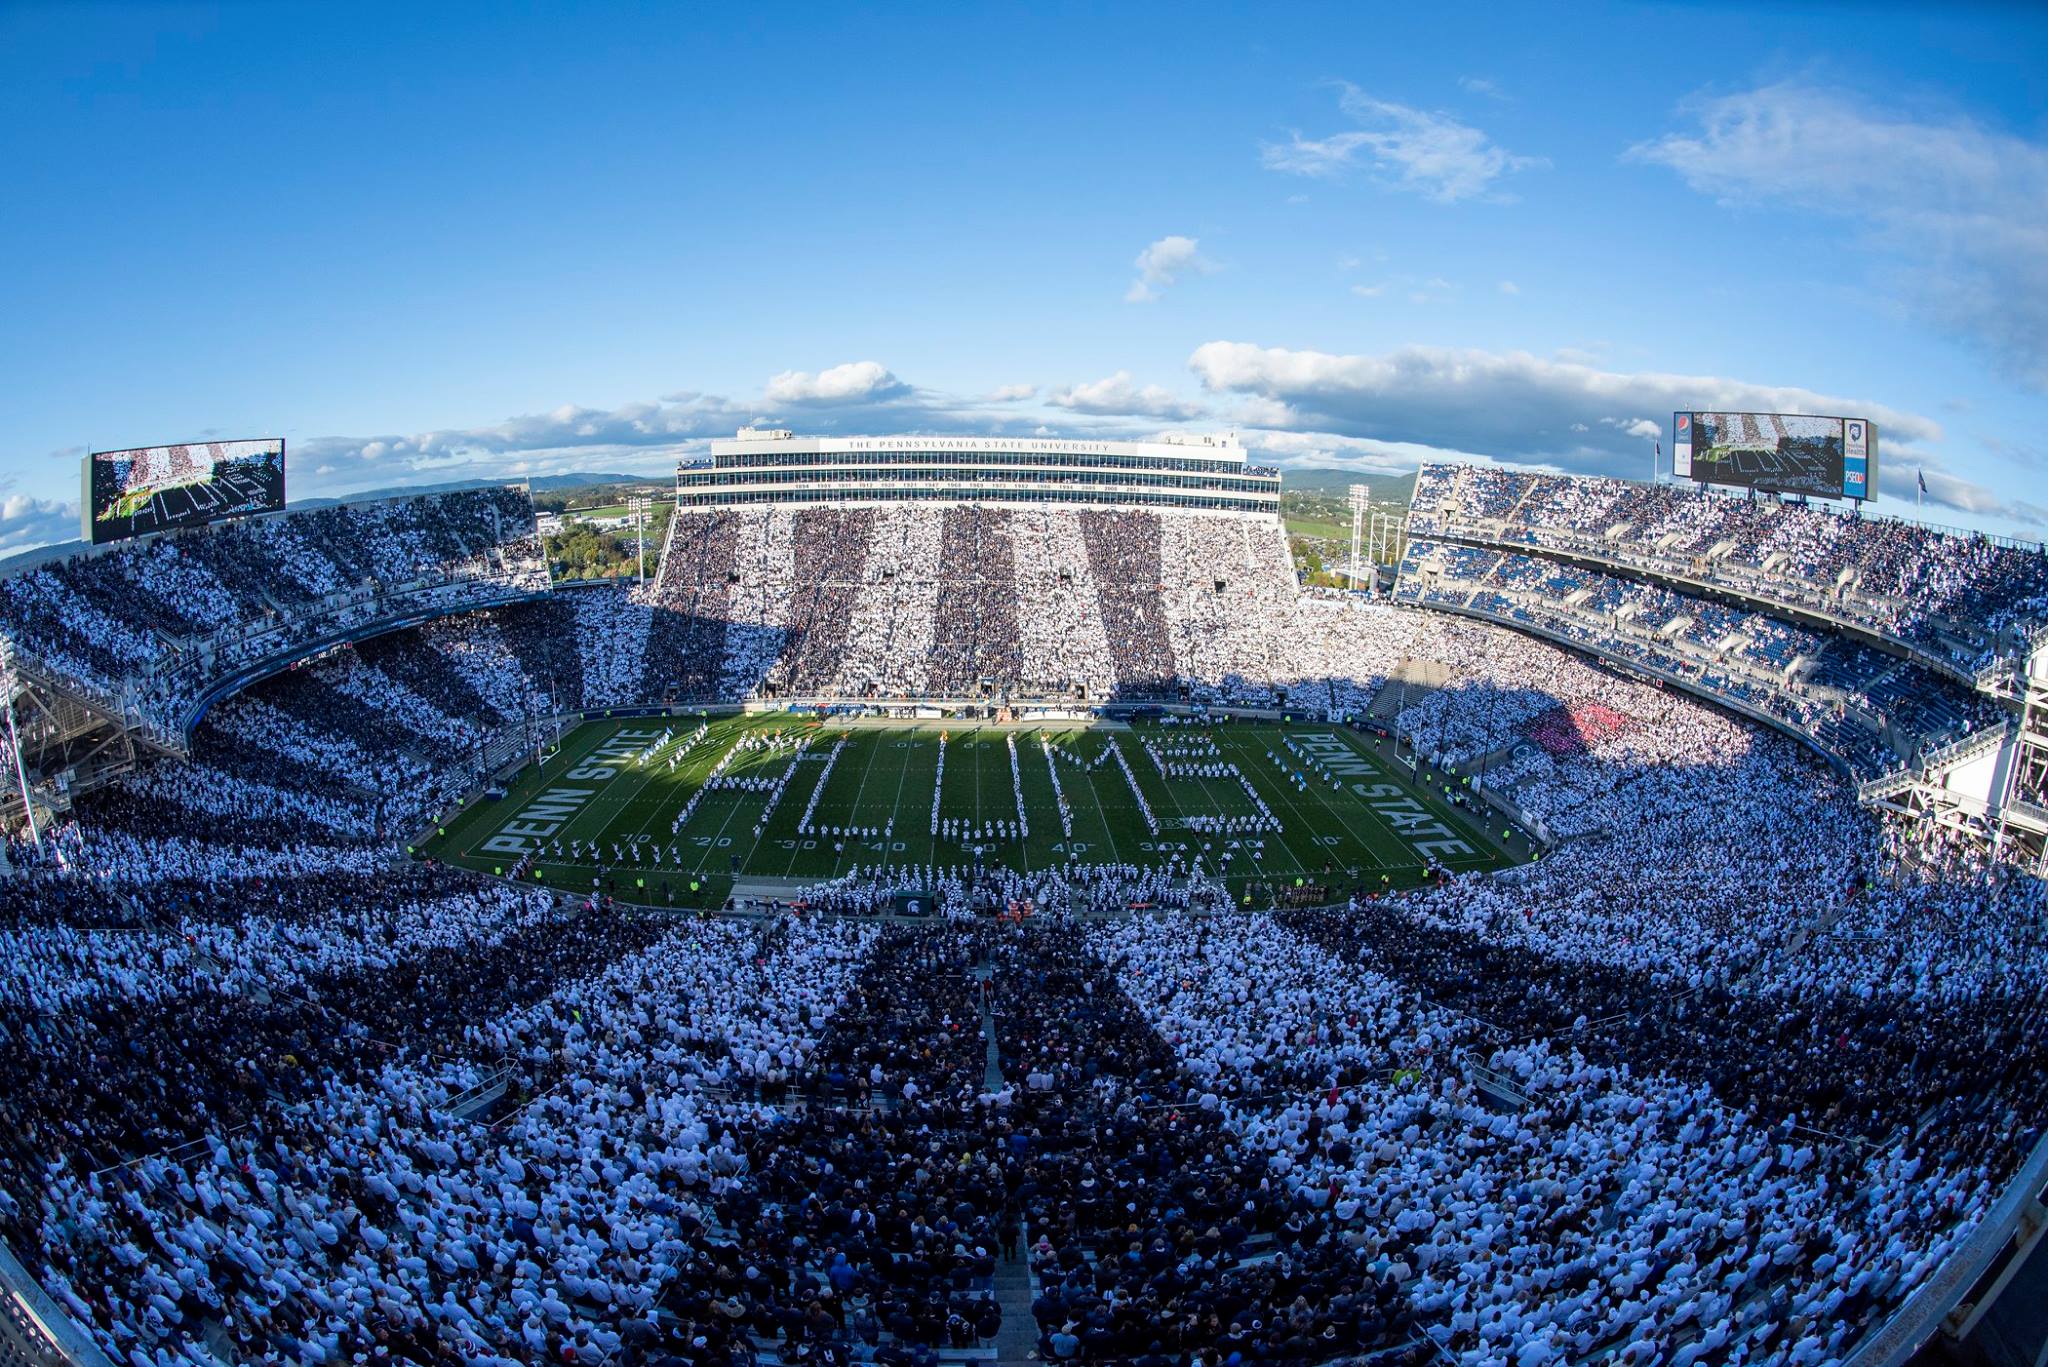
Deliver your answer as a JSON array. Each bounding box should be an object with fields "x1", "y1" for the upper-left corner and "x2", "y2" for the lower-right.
[
  {"x1": 973, "y1": 962, "x2": 1004, "y2": 1093},
  {"x1": 991, "y1": 1240, "x2": 1037, "y2": 1365},
  {"x1": 972, "y1": 960, "x2": 1034, "y2": 1363},
  {"x1": 446, "y1": 1065, "x2": 516, "y2": 1122},
  {"x1": 1369, "y1": 657, "x2": 1454, "y2": 715}
]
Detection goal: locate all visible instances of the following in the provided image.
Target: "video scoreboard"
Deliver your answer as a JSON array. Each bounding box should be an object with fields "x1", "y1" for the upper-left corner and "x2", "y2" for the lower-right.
[
  {"x1": 1672, "y1": 412, "x2": 1875, "y2": 501},
  {"x1": 83, "y1": 439, "x2": 286, "y2": 545}
]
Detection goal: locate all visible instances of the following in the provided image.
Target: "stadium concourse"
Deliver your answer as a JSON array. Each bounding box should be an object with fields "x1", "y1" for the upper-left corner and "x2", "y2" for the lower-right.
[{"x1": 0, "y1": 469, "x2": 2043, "y2": 1367}]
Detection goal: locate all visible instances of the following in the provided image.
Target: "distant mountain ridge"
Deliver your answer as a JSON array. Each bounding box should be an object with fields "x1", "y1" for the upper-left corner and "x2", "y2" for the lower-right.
[
  {"x1": 1277, "y1": 468, "x2": 1417, "y2": 505},
  {"x1": 291, "y1": 471, "x2": 659, "y2": 509}
]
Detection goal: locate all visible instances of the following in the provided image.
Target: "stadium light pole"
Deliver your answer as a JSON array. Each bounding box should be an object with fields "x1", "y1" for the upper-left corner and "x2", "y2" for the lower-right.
[
  {"x1": 1347, "y1": 484, "x2": 1371, "y2": 592},
  {"x1": 629, "y1": 495, "x2": 651, "y2": 586}
]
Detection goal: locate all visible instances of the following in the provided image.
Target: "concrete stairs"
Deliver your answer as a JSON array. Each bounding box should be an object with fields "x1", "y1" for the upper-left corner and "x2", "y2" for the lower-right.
[{"x1": 992, "y1": 1236, "x2": 1038, "y2": 1364}]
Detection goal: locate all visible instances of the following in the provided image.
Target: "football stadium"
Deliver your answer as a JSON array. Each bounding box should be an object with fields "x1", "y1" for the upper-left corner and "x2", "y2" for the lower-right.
[{"x1": 2, "y1": 420, "x2": 2047, "y2": 1367}]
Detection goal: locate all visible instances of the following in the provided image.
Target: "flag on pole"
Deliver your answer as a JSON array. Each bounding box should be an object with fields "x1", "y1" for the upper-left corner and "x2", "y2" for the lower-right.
[{"x1": 1917, "y1": 470, "x2": 1928, "y2": 495}]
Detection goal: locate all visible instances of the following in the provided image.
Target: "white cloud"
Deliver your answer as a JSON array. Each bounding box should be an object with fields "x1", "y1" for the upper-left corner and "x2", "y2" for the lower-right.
[
  {"x1": 1227, "y1": 395, "x2": 1301, "y2": 428},
  {"x1": 1458, "y1": 76, "x2": 1507, "y2": 101},
  {"x1": 1351, "y1": 276, "x2": 1452, "y2": 303},
  {"x1": 1262, "y1": 132, "x2": 1364, "y2": 180},
  {"x1": 1244, "y1": 428, "x2": 1499, "y2": 476},
  {"x1": 1878, "y1": 459, "x2": 2048, "y2": 527},
  {"x1": 1125, "y1": 235, "x2": 1216, "y2": 303},
  {"x1": 1632, "y1": 83, "x2": 2048, "y2": 390},
  {"x1": 1262, "y1": 85, "x2": 1545, "y2": 202},
  {"x1": 0, "y1": 360, "x2": 1244, "y2": 543},
  {"x1": 1497, "y1": 280, "x2": 1520, "y2": 295},
  {"x1": 1048, "y1": 371, "x2": 1205, "y2": 420},
  {"x1": 763, "y1": 360, "x2": 910, "y2": 406},
  {"x1": 288, "y1": 365, "x2": 938, "y2": 498},
  {"x1": 278, "y1": 359, "x2": 1204, "y2": 507},
  {"x1": 1182, "y1": 339, "x2": 2036, "y2": 520},
  {"x1": 1210, "y1": 338, "x2": 2040, "y2": 525},
  {"x1": 300, "y1": 391, "x2": 754, "y2": 471},
  {"x1": 0, "y1": 494, "x2": 78, "y2": 556}
]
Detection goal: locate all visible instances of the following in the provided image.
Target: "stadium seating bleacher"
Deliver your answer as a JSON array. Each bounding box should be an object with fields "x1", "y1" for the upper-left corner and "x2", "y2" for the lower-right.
[{"x1": 0, "y1": 471, "x2": 2041, "y2": 1367}]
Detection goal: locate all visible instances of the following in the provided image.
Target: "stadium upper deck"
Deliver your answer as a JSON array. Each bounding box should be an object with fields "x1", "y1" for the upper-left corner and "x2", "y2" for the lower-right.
[
  {"x1": 0, "y1": 486, "x2": 548, "y2": 747},
  {"x1": 1408, "y1": 462, "x2": 2048, "y2": 687},
  {"x1": 677, "y1": 428, "x2": 1283, "y2": 515}
]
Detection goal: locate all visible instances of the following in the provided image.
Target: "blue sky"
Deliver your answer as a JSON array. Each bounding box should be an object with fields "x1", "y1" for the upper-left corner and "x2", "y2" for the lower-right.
[{"x1": 2, "y1": 1, "x2": 2045, "y2": 552}]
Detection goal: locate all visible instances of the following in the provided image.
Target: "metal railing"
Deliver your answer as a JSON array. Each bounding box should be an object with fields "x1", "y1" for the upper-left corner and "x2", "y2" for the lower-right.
[
  {"x1": 1917, "y1": 721, "x2": 2011, "y2": 772},
  {"x1": 1845, "y1": 1128, "x2": 2048, "y2": 1366},
  {"x1": 0, "y1": 1240, "x2": 115, "y2": 1367}
]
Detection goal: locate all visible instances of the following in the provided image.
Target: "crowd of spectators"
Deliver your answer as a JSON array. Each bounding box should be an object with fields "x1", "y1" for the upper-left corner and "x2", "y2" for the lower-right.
[
  {"x1": 613, "y1": 505, "x2": 1418, "y2": 713},
  {"x1": 827, "y1": 508, "x2": 943, "y2": 699},
  {"x1": 924, "y1": 508, "x2": 1025, "y2": 697},
  {"x1": 0, "y1": 629, "x2": 2039, "y2": 1367},
  {"x1": 1010, "y1": 511, "x2": 1119, "y2": 699},
  {"x1": 1410, "y1": 462, "x2": 2048, "y2": 680},
  {"x1": 0, "y1": 488, "x2": 546, "y2": 734},
  {"x1": 1087, "y1": 910, "x2": 2011, "y2": 1365},
  {"x1": 1075, "y1": 511, "x2": 1178, "y2": 701},
  {"x1": 2, "y1": 474, "x2": 2046, "y2": 1367},
  {"x1": 770, "y1": 510, "x2": 881, "y2": 698},
  {"x1": 1157, "y1": 517, "x2": 1292, "y2": 708},
  {"x1": 642, "y1": 512, "x2": 744, "y2": 704},
  {"x1": 4, "y1": 474, "x2": 2034, "y2": 772},
  {"x1": 1394, "y1": 535, "x2": 1999, "y2": 780}
]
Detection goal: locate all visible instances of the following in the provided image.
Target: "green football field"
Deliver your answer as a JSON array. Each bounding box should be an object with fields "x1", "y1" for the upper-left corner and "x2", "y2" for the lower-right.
[{"x1": 416, "y1": 713, "x2": 1524, "y2": 908}]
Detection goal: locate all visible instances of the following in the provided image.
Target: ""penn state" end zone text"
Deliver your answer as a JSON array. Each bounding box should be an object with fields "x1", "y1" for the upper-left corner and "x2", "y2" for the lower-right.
[
  {"x1": 480, "y1": 729, "x2": 662, "y2": 854},
  {"x1": 1293, "y1": 732, "x2": 1477, "y2": 859}
]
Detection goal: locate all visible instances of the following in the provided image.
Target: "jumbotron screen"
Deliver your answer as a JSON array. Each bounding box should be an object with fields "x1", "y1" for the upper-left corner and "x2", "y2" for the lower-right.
[
  {"x1": 1672, "y1": 412, "x2": 1875, "y2": 501},
  {"x1": 84, "y1": 438, "x2": 286, "y2": 545}
]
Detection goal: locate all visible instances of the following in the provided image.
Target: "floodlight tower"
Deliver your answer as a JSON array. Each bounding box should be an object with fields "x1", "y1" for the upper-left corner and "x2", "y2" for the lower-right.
[
  {"x1": 1347, "y1": 484, "x2": 1371, "y2": 590},
  {"x1": 628, "y1": 494, "x2": 652, "y2": 585},
  {"x1": 1369, "y1": 509, "x2": 1410, "y2": 577}
]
